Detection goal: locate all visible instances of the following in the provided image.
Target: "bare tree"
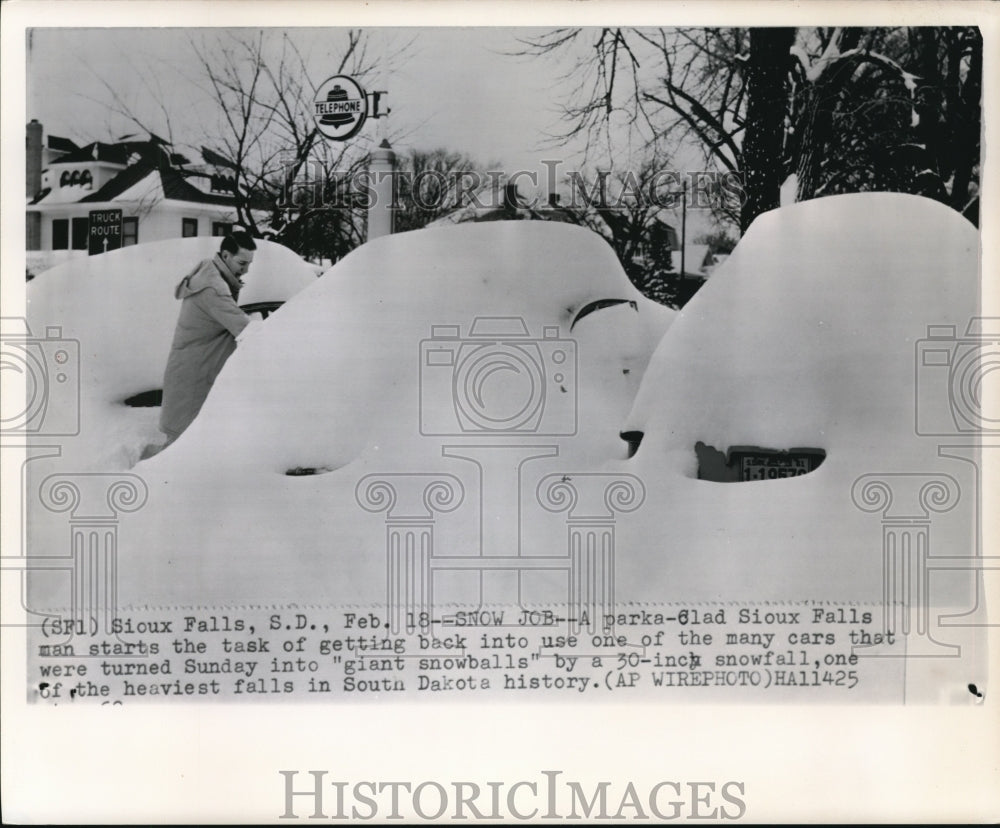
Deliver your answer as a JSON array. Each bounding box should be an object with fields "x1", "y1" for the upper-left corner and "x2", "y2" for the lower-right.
[
  {"x1": 518, "y1": 28, "x2": 757, "y2": 228},
  {"x1": 552, "y1": 155, "x2": 710, "y2": 306},
  {"x1": 78, "y1": 40, "x2": 186, "y2": 149},
  {"x1": 189, "y1": 29, "x2": 373, "y2": 240},
  {"x1": 392, "y1": 148, "x2": 499, "y2": 232},
  {"x1": 520, "y1": 27, "x2": 799, "y2": 231},
  {"x1": 519, "y1": 25, "x2": 982, "y2": 232}
]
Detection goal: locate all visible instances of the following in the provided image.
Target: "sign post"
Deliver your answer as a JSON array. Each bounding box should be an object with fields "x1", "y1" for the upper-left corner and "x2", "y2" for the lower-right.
[
  {"x1": 87, "y1": 209, "x2": 123, "y2": 256},
  {"x1": 312, "y1": 73, "x2": 392, "y2": 241}
]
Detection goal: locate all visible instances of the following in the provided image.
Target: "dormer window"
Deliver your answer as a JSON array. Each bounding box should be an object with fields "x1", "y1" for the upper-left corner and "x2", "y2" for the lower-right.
[
  {"x1": 210, "y1": 173, "x2": 235, "y2": 193},
  {"x1": 57, "y1": 168, "x2": 95, "y2": 189}
]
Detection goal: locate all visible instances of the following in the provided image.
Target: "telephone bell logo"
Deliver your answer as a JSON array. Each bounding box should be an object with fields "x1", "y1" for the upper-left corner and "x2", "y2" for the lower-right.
[{"x1": 314, "y1": 75, "x2": 368, "y2": 141}]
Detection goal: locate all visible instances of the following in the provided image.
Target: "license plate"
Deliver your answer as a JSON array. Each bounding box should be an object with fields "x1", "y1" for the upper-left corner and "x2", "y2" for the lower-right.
[{"x1": 740, "y1": 455, "x2": 812, "y2": 481}]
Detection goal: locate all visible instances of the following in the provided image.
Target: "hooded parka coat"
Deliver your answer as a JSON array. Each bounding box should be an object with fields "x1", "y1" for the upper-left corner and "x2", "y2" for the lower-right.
[{"x1": 159, "y1": 254, "x2": 250, "y2": 439}]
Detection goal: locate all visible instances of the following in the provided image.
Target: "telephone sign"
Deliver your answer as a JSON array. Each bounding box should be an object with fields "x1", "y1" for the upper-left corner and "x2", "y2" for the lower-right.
[{"x1": 314, "y1": 75, "x2": 369, "y2": 141}]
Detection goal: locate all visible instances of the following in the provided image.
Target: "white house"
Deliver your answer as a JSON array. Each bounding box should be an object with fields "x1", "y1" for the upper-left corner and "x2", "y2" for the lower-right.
[
  {"x1": 679, "y1": 243, "x2": 714, "y2": 278},
  {"x1": 26, "y1": 121, "x2": 262, "y2": 276}
]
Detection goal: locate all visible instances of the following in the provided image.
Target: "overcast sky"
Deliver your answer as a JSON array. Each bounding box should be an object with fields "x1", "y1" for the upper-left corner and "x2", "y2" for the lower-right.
[
  {"x1": 26, "y1": 25, "x2": 716, "y2": 237},
  {"x1": 27, "y1": 27, "x2": 594, "y2": 173}
]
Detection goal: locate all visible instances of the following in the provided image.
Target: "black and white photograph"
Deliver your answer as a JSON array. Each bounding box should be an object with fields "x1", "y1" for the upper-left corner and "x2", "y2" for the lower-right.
[{"x1": 2, "y1": 0, "x2": 998, "y2": 822}]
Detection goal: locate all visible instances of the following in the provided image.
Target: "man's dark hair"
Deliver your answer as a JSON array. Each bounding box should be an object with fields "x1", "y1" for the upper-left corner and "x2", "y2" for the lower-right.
[{"x1": 220, "y1": 230, "x2": 257, "y2": 255}]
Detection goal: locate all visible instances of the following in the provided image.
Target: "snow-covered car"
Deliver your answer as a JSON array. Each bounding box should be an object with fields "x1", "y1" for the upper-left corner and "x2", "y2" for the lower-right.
[
  {"x1": 146, "y1": 221, "x2": 674, "y2": 476},
  {"x1": 25, "y1": 235, "x2": 318, "y2": 467},
  {"x1": 617, "y1": 192, "x2": 979, "y2": 607}
]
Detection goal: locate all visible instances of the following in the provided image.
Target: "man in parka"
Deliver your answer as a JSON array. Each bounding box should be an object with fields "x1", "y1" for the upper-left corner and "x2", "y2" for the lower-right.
[{"x1": 159, "y1": 231, "x2": 260, "y2": 443}]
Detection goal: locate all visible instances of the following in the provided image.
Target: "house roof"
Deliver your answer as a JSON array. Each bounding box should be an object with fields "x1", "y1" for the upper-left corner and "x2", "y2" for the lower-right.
[
  {"x1": 76, "y1": 161, "x2": 156, "y2": 203},
  {"x1": 201, "y1": 146, "x2": 238, "y2": 170},
  {"x1": 429, "y1": 201, "x2": 581, "y2": 227},
  {"x1": 51, "y1": 142, "x2": 130, "y2": 166},
  {"x1": 431, "y1": 184, "x2": 589, "y2": 227},
  {"x1": 76, "y1": 162, "x2": 240, "y2": 206},
  {"x1": 160, "y1": 166, "x2": 242, "y2": 206},
  {"x1": 32, "y1": 132, "x2": 267, "y2": 210},
  {"x1": 646, "y1": 217, "x2": 679, "y2": 249},
  {"x1": 47, "y1": 135, "x2": 78, "y2": 154}
]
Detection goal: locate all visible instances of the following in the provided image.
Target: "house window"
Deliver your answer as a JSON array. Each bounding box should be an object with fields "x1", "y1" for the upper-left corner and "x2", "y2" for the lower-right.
[
  {"x1": 52, "y1": 218, "x2": 69, "y2": 250},
  {"x1": 71, "y1": 217, "x2": 89, "y2": 250},
  {"x1": 182, "y1": 218, "x2": 198, "y2": 237},
  {"x1": 211, "y1": 174, "x2": 235, "y2": 193},
  {"x1": 212, "y1": 222, "x2": 233, "y2": 237},
  {"x1": 122, "y1": 217, "x2": 138, "y2": 247}
]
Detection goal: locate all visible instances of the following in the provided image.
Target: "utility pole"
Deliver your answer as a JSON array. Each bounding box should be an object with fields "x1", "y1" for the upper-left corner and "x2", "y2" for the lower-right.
[{"x1": 680, "y1": 180, "x2": 687, "y2": 278}]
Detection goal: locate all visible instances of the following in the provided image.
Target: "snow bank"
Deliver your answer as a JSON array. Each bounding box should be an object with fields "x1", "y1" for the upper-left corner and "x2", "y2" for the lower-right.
[{"x1": 626, "y1": 193, "x2": 978, "y2": 464}]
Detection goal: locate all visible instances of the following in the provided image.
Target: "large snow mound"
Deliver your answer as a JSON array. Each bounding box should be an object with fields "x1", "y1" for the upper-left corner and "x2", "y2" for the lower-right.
[
  {"x1": 608, "y1": 192, "x2": 980, "y2": 601},
  {"x1": 626, "y1": 192, "x2": 979, "y2": 468},
  {"x1": 21, "y1": 221, "x2": 675, "y2": 608},
  {"x1": 146, "y1": 221, "x2": 675, "y2": 477}
]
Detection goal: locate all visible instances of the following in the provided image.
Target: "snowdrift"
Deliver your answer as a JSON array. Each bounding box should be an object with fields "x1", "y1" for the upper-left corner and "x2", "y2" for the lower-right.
[{"x1": 625, "y1": 193, "x2": 979, "y2": 461}]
